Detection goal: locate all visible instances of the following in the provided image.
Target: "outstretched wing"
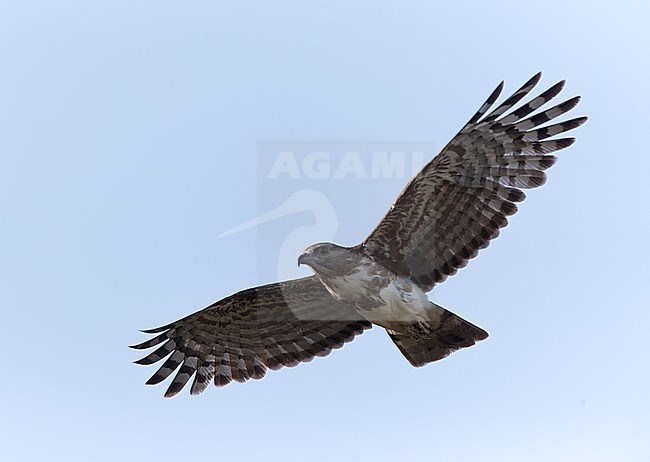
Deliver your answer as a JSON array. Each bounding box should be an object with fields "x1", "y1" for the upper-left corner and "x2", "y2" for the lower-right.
[
  {"x1": 131, "y1": 276, "x2": 371, "y2": 397},
  {"x1": 361, "y1": 72, "x2": 587, "y2": 291}
]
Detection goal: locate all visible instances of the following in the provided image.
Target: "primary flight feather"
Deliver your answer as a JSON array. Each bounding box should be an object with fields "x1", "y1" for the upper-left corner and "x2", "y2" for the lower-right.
[{"x1": 132, "y1": 72, "x2": 586, "y2": 397}]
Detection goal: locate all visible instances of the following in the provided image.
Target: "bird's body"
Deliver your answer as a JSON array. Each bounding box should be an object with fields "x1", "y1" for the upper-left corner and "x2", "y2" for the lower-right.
[
  {"x1": 324, "y1": 254, "x2": 430, "y2": 325},
  {"x1": 308, "y1": 246, "x2": 433, "y2": 325},
  {"x1": 298, "y1": 242, "x2": 488, "y2": 366},
  {"x1": 132, "y1": 72, "x2": 586, "y2": 397}
]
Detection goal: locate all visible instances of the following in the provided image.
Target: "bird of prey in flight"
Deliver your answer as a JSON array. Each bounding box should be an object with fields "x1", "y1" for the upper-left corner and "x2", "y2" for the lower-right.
[{"x1": 132, "y1": 72, "x2": 586, "y2": 397}]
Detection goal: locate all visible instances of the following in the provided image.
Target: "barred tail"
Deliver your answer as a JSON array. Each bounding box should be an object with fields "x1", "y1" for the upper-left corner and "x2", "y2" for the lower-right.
[{"x1": 387, "y1": 302, "x2": 488, "y2": 367}]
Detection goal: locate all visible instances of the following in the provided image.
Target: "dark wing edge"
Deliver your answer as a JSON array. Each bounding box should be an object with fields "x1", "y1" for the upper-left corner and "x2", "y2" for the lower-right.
[
  {"x1": 361, "y1": 71, "x2": 587, "y2": 291},
  {"x1": 131, "y1": 276, "x2": 371, "y2": 397}
]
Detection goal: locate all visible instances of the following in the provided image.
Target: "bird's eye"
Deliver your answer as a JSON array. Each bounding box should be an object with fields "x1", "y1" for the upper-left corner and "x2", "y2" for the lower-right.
[{"x1": 317, "y1": 247, "x2": 330, "y2": 256}]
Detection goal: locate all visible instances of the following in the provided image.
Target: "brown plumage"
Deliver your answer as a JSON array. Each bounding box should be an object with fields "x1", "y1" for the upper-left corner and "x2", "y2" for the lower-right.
[
  {"x1": 362, "y1": 72, "x2": 586, "y2": 290},
  {"x1": 133, "y1": 72, "x2": 586, "y2": 396},
  {"x1": 132, "y1": 277, "x2": 370, "y2": 397}
]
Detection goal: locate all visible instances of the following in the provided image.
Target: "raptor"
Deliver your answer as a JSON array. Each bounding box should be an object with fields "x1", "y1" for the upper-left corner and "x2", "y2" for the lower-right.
[{"x1": 132, "y1": 72, "x2": 586, "y2": 397}]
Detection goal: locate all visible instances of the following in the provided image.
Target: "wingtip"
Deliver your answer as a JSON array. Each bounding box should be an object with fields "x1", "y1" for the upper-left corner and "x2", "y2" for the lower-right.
[
  {"x1": 563, "y1": 95, "x2": 582, "y2": 112},
  {"x1": 189, "y1": 387, "x2": 203, "y2": 396},
  {"x1": 573, "y1": 115, "x2": 589, "y2": 127},
  {"x1": 145, "y1": 374, "x2": 167, "y2": 386},
  {"x1": 140, "y1": 325, "x2": 169, "y2": 334},
  {"x1": 553, "y1": 79, "x2": 567, "y2": 93},
  {"x1": 491, "y1": 80, "x2": 505, "y2": 100},
  {"x1": 528, "y1": 71, "x2": 543, "y2": 86},
  {"x1": 164, "y1": 387, "x2": 182, "y2": 399},
  {"x1": 557, "y1": 137, "x2": 577, "y2": 150},
  {"x1": 130, "y1": 340, "x2": 149, "y2": 350}
]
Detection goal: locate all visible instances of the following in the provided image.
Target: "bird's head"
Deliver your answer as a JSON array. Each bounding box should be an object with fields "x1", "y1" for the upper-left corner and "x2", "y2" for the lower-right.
[{"x1": 298, "y1": 242, "x2": 357, "y2": 276}]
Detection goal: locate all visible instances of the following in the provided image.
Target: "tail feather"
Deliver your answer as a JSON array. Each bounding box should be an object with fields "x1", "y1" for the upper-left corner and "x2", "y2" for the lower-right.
[{"x1": 387, "y1": 303, "x2": 488, "y2": 367}]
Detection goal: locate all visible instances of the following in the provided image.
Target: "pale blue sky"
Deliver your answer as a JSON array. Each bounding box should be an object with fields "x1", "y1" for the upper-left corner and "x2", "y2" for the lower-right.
[{"x1": 1, "y1": 2, "x2": 649, "y2": 461}]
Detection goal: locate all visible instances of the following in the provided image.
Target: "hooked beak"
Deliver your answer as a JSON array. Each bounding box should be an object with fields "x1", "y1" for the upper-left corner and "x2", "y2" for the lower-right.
[{"x1": 297, "y1": 253, "x2": 310, "y2": 267}]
